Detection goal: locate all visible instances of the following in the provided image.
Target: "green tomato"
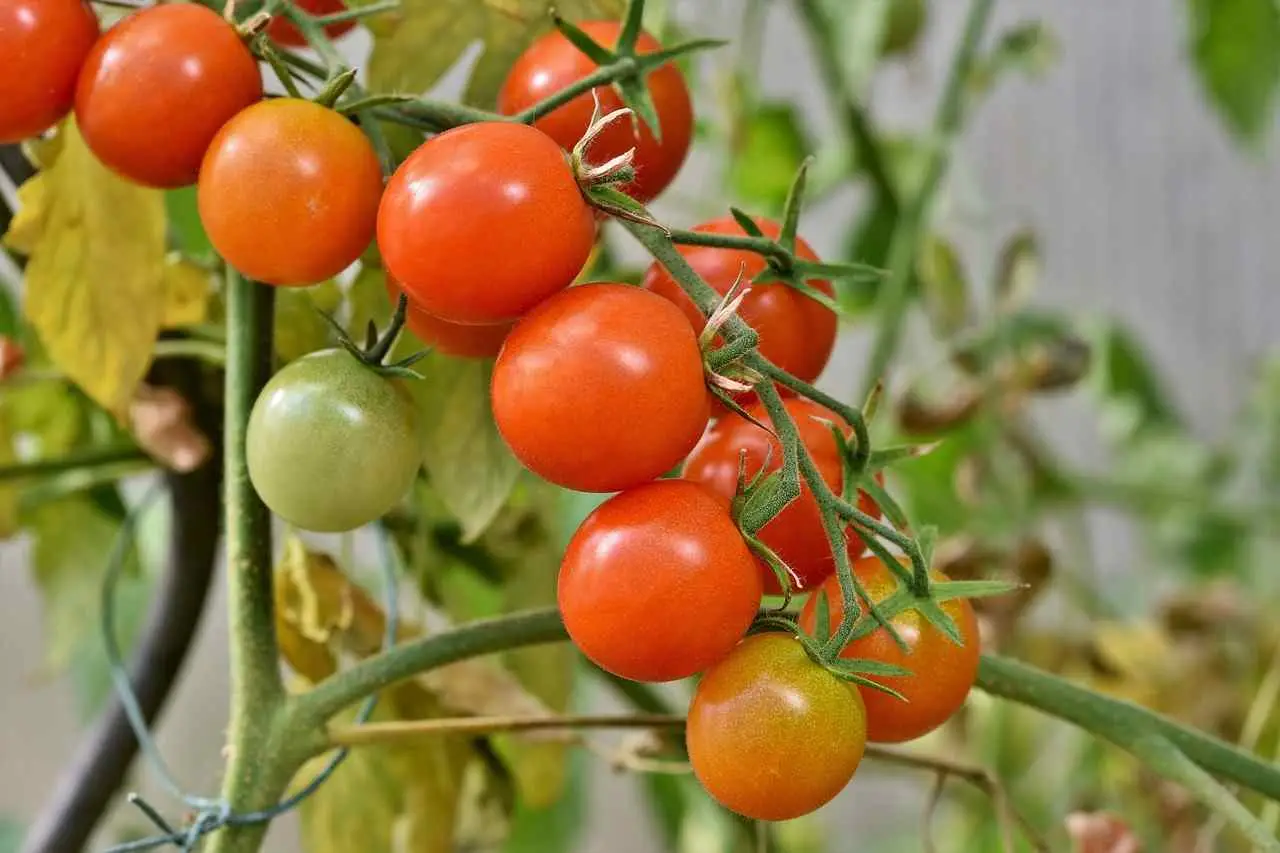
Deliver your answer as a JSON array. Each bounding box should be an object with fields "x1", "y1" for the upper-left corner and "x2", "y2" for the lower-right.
[{"x1": 247, "y1": 348, "x2": 421, "y2": 532}]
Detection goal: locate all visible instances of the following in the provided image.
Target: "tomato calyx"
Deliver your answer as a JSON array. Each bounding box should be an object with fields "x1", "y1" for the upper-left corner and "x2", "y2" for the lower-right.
[
  {"x1": 236, "y1": 10, "x2": 272, "y2": 39},
  {"x1": 314, "y1": 67, "x2": 358, "y2": 109},
  {"x1": 570, "y1": 96, "x2": 670, "y2": 231},
  {"x1": 699, "y1": 273, "x2": 766, "y2": 401},
  {"x1": 321, "y1": 292, "x2": 428, "y2": 380}
]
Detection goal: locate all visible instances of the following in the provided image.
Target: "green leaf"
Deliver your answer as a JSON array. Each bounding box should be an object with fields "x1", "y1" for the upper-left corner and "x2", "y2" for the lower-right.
[
  {"x1": 853, "y1": 471, "x2": 910, "y2": 532},
  {"x1": 728, "y1": 102, "x2": 810, "y2": 214},
  {"x1": 503, "y1": 747, "x2": 587, "y2": 853},
  {"x1": 163, "y1": 186, "x2": 214, "y2": 265},
  {"x1": 813, "y1": 0, "x2": 889, "y2": 95},
  {"x1": 993, "y1": 229, "x2": 1039, "y2": 312},
  {"x1": 347, "y1": 264, "x2": 393, "y2": 345},
  {"x1": 1086, "y1": 321, "x2": 1183, "y2": 440},
  {"x1": 971, "y1": 21, "x2": 1061, "y2": 94},
  {"x1": 917, "y1": 234, "x2": 969, "y2": 335},
  {"x1": 1190, "y1": 0, "x2": 1280, "y2": 144},
  {"x1": 365, "y1": 0, "x2": 624, "y2": 109},
  {"x1": 915, "y1": 598, "x2": 963, "y2": 646},
  {"x1": 0, "y1": 277, "x2": 18, "y2": 337},
  {"x1": 830, "y1": 657, "x2": 913, "y2": 678},
  {"x1": 407, "y1": 353, "x2": 522, "y2": 540},
  {"x1": 4, "y1": 120, "x2": 167, "y2": 419},
  {"x1": 843, "y1": 193, "x2": 898, "y2": 313},
  {"x1": 273, "y1": 282, "x2": 342, "y2": 364}
]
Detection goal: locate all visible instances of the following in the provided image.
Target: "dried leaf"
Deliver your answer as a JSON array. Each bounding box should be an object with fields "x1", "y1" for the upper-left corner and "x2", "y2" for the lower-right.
[
  {"x1": 1065, "y1": 811, "x2": 1143, "y2": 853},
  {"x1": 4, "y1": 120, "x2": 167, "y2": 419},
  {"x1": 128, "y1": 384, "x2": 211, "y2": 473}
]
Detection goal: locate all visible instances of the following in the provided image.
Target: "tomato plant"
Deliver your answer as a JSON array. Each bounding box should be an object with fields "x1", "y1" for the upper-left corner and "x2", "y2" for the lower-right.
[
  {"x1": 799, "y1": 554, "x2": 981, "y2": 743},
  {"x1": 492, "y1": 282, "x2": 710, "y2": 492},
  {"x1": 683, "y1": 398, "x2": 880, "y2": 593},
  {"x1": 643, "y1": 216, "x2": 837, "y2": 394},
  {"x1": 497, "y1": 20, "x2": 693, "y2": 203},
  {"x1": 246, "y1": 348, "x2": 420, "y2": 533},
  {"x1": 265, "y1": 0, "x2": 356, "y2": 48},
  {"x1": 378, "y1": 122, "x2": 596, "y2": 324},
  {"x1": 386, "y1": 278, "x2": 510, "y2": 359},
  {"x1": 198, "y1": 98, "x2": 382, "y2": 286},
  {"x1": 0, "y1": 0, "x2": 98, "y2": 143},
  {"x1": 558, "y1": 479, "x2": 762, "y2": 682},
  {"x1": 686, "y1": 632, "x2": 867, "y2": 820},
  {"x1": 74, "y1": 3, "x2": 263, "y2": 188}
]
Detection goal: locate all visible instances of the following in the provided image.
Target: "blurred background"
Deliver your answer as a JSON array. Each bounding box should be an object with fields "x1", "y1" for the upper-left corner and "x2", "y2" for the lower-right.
[{"x1": 3, "y1": 0, "x2": 1280, "y2": 851}]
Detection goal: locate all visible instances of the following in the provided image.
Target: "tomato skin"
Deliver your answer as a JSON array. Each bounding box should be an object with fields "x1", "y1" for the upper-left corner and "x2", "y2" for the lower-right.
[
  {"x1": 558, "y1": 479, "x2": 762, "y2": 682},
  {"x1": 74, "y1": 4, "x2": 262, "y2": 188},
  {"x1": 247, "y1": 349, "x2": 420, "y2": 532},
  {"x1": 682, "y1": 398, "x2": 880, "y2": 594},
  {"x1": 0, "y1": 0, "x2": 98, "y2": 143},
  {"x1": 492, "y1": 283, "x2": 710, "y2": 492},
  {"x1": 265, "y1": 0, "x2": 356, "y2": 48},
  {"x1": 199, "y1": 99, "x2": 382, "y2": 286},
  {"x1": 378, "y1": 122, "x2": 595, "y2": 324},
  {"x1": 643, "y1": 216, "x2": 836, "y2": 396},
  {"x1": 386, "y1": 279, "x2": 510, "y2": 359},
  {"x1": 497, "y1": 20, "x2": 692, "y2": 203},
  {"x1": 798, "y1": 555, "x2": 980, "y2": 743},
  {"x1": 687, "y1": 633, "x2": 866, "y2": 820}
]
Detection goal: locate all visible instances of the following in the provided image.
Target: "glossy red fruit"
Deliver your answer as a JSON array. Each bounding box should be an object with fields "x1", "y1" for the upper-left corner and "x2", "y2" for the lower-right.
[
  {"x1": 497, "y1": 20, "x2": 693, "y2": 203},
  {"x1": 265, "y1": 0, "x2": 356, "y2": 48},
  {"x1": 378, "y1": 122, "x2": 596, "y2": 325},
  {"x1": 687, "y1": 633, "x2": 867, "y2": 820},
  {"x1": 798, "y1": 555, "x2": 981, "y2": 743},
  {"x1": 75, "y1": 4, "x2": 263, "y2": 188},
  {"x1": 492, "y1": 283, "x2": 710, "y2": 493},
  {"x1": 386, "y1": 278, "x2": 510, "y2": 359},
  {"x1": 0, "y1": 0, "x2": 98, "y2": 143},
  {"x1": 198, "y1": 99, "x2": 383, "y2": 286},
  {"x1": 558, "y1": 479, "x2": 762, "y2": 682},
  {"x1": 683, "y1": 398, "x2": 880, "y2": 594},
  {"x1": 643, "y1": 216, "x2": 837, "y2": 395}
]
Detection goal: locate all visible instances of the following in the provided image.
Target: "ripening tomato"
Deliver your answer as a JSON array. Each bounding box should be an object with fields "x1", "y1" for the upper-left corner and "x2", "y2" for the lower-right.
[
  {"x1": 798, "y1": 554, "x2": 980, "y2": 743},
  {"x1": 643, "y1": 216, "x2": 836, "y2": 395},
  {"x1": 265, "y1": 0, "x2": 356, "y2": 48},
  {"x1": 687, "y1": 633, "x2": 866, "y2": 820},
  {"x1": 0, "y1": 0, "x2": 98, "y2": 143},
  {"x1": 378, "y1": 122, "x2": 595, "y2": 325},
  {"x1": 75, "y1": 4, "x2": 263, "y2": 188},
  {"x1": 386, "y1": 278, "x2": 510, "y2": 359},
  {"x1": 492, "y1": 283, "x2": 710, "y2": 492},
  {"x1": 247, "y1": 349, "x2": 420, "y2": 532},
  {"x1": 559, "y1": 479, "x2": 762, "y2": 682},
  {"x1": 199, "y1": 99, "x2": 382, "y2": 286},
  {"x1": 683, "y1": 398, "x2": 880, "y2": 594},
  {"x1": 497, "y1": 20, "x2": 693, "y2": 203}
]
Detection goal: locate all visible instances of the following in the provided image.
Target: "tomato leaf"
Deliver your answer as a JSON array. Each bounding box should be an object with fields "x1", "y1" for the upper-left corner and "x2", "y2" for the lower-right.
[
  {"x1": 728, "y1": 102, "x2": 811, "y2": 214},
  {"x1": 970, "y1": 21, "x2": 1060, "y2": 95},
  {"x1": 363, "y1": 0, "x2": 624, "y2": 109},
  {"x1": 1189, "y1": 0, "x2": 1280, "y2": 144},
  {"x1": 993, "y1": 229, "x2": 1039, "y2": 313},
  {"x1": 272, "y1": 282, "x2": 342, "y2": 364},
  {"x1": 829, "y1": 657, "x2": 912, "y2": 678},
  {"x1": 159, "y1": 256, "x2": 211, "y2": 329},
  {"x1": 4, "y1": 120, "x2": 167, "y2": 419},
  {"x1": 917, "y1": 234, "x2": 969, "y2": 336},
  {"x1": 163, "y1": 186, "x2": 215, "y2": 265}
]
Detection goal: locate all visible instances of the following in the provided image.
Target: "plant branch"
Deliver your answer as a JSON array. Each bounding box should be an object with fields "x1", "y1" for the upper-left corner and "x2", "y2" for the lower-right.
[
  {"x1": 667, "y1": 226, "x2": 792, "y2": 266},
  {"x1": 859, "y1": 0, "x2": 996, "y2": 398},
  {"x1": 329, "y1": 713, "x2": 685, "y2": 746},
  {"x1": 0, "y1": 445, "x2": 149, "y2": 483}
]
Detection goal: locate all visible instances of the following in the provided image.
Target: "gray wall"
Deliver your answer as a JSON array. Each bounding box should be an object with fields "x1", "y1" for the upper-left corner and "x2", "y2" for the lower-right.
[{"x1": 2, "y1": 1, "x2": 1278, "y2": 850}]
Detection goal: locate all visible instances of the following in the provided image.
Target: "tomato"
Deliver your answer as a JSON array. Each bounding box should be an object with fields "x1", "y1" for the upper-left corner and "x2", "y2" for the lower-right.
[
  {"x1": 492, "y1": 283, "x2": 710, "y2": 492},
  {"x1": 642, "y1": 216, "x2": 836, "y2": 395},
  {"x1": 497, "y1": 20, "x2": 692, "y2": 203},
  {"x1": 74, "y1": 4, "x2": 262, "y2": 188},
  {"x1": 687, "y1": 633, "x2": 866, "y2": 820},
  {"x1": 247, "y1": 349, "x2": 420, "y2": 532},
  {"x1": 683, "y1": 398, "x2": 880, "y2": 594},
  {"x1": 798, "y1": 554, "x2": 980, "y2": 743},
  {"x1": 378, "y1": 122, "x2": 594, "y2": 325},
  {"x1": 558, "y1": 479, "x2": 762, "y2": 682},
  {"x1": 265, "y1": 0, "x2": 356, "y2": 48},
  {"x1": 0, "y1": 0, "x2": 98, "y2": 143},
  {"x1": 386, "y1": 278, "x2": 510, "y2": 359},
  {"x1": 199, "y1": 99, "x2": 382, "y2": 286}
]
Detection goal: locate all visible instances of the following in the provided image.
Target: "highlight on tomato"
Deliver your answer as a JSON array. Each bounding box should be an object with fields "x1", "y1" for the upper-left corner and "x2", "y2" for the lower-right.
[{"x1": 0, "y1": 0, "x2": 99, "y2": 143}]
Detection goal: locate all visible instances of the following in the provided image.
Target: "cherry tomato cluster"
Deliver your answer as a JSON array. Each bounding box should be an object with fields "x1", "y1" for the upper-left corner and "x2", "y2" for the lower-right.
[{"x1": 2, "y1": 1, "x2": 980, "y2": 823}]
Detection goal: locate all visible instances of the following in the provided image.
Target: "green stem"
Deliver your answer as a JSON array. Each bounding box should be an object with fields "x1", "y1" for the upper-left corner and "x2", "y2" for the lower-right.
[
  {"x1": 858, "y1": 0, "x2": 996, "y2": 398},
  {"x1": 514, "y1": 58, "x2": 638, "y2": 123},
  {"x1": 153, "y1": 338, "x2": 227, "y2": 366},
  {"x1": 206, "y1": 271, "x2": 286, "y2": 853},
  {"x1": 668, "y1": 227, "x2": 791, "y2": 266},
  {"x1": 312, "y1": 0, "x2": 398, "y2": 25},
  {"x1": 0, "y1": 446, "x2": 148, "y2": 483}
]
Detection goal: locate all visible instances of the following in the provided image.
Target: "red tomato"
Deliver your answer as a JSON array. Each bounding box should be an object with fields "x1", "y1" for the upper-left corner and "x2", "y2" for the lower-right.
[
  {"x1": 492, "y1": 283, "x2": 710, "y2": 492},
  {"x1": 75, "y1": 4, "x2": 263, "y2": 188},
  {"x1": 0, "y1": 0, "x2": 98, "y2": 143},
  {"x1": 496, "y1": 20, "x2": 693, "y2": 203},
  {"x1": 265, "y1": 0, "x2": 356, "y2": 48},
  {"x1": 683, "y1": 398, "x2": 880, "y2": 594},
  {"x1": 378, "y1": 122, "x2": 595, "y2": 324},
  {"x1": 643, "y1": 216, "x2": 836, "y2": 396},
  {"x1": 558, "y1": 479, "x2": 762, "y2": 682},
  {"x1": 198, "y1": 99, "x2": 382, "y2": 287},
  {"x1": 687, "y1": 633, "x2": 866, "y2": 820},
  {"x1": 798, "y1": 554, "x2": 981, "y2": 743},
  {"x1": 386, "y1": 278, "x2": 510, "y2": 359}
]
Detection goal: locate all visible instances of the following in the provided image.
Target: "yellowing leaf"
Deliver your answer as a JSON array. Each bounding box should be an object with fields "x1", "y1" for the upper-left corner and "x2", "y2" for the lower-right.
[
  {"x1": 0, "y1": 407, "x2": 18, "y2": 538},
  {"x1": 274, "y1": 282, "x2": 342, "y2": 363},
  {"x1": 366, "y1": 0, "x2": 624, "y2": 108},
  {"x1": 160, "y1": 256, "x2": 211, "y2": 328},
  {"x1": 4, "y1": 120, "x2": 167, "y2": 419}
]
